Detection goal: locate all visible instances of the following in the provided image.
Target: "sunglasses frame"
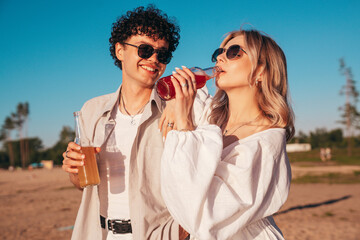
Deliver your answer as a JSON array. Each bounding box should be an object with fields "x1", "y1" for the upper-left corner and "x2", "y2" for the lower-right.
[
  {"x1": 122, "y1": 42, "x2": 172, "y2": 64},
  {"x1": 211, "y1": 44, "x2": 247, "y2": 62}
]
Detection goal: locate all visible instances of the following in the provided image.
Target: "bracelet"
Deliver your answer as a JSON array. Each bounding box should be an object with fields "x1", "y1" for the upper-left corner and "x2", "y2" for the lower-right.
[
  {"x1": 179, "y1": 128, "x2": 195, "y2": 132},
  {"x1": 179, "y1": 129, "x2": 190, "y2": 132}
]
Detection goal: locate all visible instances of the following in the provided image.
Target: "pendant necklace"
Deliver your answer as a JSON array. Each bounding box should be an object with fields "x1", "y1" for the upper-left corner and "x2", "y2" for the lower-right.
[
  {"x1": 121, "y1": 91, "x2": 149, "y2": 125},
  {"x1": 224, "y1": 114, "x2": 261, "y2": 136}
]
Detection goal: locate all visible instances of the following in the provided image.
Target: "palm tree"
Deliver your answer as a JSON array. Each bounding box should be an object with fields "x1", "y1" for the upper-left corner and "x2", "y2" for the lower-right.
[
  {"x1": 12, "y1": 102, "x2": 30, "y2": 168},
  {"x1": 339, "y1": 58, "x2": 359, "y2": 156}
]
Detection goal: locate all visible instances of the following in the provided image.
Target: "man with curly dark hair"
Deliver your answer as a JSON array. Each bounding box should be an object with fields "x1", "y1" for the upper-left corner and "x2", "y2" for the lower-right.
[
  {"x1": 62, "y1": 5, "x2": 191, "y2": 240},
  {"x1": 109, "y1": 6, "x2": 180, "y2": 70}
]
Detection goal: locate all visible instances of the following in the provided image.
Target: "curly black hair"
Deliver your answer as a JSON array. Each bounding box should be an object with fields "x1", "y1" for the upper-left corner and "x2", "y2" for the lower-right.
[{"x1": 109, "y1": 5, "x2": 180, "y2": 70}]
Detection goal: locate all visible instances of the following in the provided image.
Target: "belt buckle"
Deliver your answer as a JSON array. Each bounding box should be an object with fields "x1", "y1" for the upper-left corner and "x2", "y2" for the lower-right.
[{"x1": 107, "y1": 219, "x2": 132, "y2": 234}]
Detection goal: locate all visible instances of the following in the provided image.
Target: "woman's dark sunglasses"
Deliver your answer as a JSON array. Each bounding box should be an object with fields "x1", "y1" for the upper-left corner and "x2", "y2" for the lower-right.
[
  {"x1": 123, "y1": 43, "x2": 172, "y2": 64},
  {"x1": 211, "y1": 44, "x2": 247, "y2": 62}
]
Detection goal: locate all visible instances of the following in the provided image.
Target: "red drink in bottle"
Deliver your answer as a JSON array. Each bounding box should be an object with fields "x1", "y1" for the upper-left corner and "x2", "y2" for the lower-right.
[{"x1": 156, "y1": 67, "x2": 217, "y2": 101}]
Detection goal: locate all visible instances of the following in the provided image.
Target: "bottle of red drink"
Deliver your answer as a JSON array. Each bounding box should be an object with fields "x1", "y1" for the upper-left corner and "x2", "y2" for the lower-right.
[{"x1": 156, "y1": 67, "x2": 218, "y2": 101}]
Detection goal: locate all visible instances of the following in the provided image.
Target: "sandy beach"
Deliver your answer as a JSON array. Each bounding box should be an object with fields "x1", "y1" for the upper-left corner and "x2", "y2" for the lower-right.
[{"x1": 0, "y1": 167, "x2": 359, "y2": 240}]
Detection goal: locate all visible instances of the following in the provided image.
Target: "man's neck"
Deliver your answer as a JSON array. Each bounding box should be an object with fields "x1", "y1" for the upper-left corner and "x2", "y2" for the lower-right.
[{"x1": 120, "y1": 81, "x2": 153, "y2": 115}]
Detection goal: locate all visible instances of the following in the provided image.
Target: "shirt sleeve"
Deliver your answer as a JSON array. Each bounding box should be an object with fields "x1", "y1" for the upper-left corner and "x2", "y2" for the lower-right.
[
  {"x1": 161, "y1": 126, "x2": 291, "y2": 240},
  {"x1": 192, "y1": 85, "x2": 213, "y2": 125},
  {"x1": 147, "y1": 218, "x2": 180, "y2": 240}
]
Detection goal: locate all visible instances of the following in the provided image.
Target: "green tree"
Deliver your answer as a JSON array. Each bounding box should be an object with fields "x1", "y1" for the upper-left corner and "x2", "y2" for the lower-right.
[
  {"x1": 59, "y1": 126, "x2": 75, "y2": 144},
  {"x1": 1, "y1": 117, "x2": 16, "y2": 167},
  {"x1": 328, "y1": 128, "x2": 343, "y2": 147},
  {"x1": 310, "y1": 128, "x2": 329, "y2": 148},
  {"x1": 3, "y1": 137, "x2": 44, "y2": 168},
  {"x1": 12, "y1": 102, "x2": 30, "y2": 168},
  {"x1": 297, "y1": 130, "x2": 309, "y2": 143},
  {"x1": 338, "y1": 58, "x2": 360, "y2": 156},
  {"x1": 0, "y1": 151, "x2": 9, "y2": 168},
  {"x1": 288, "y1": 130, "x2": 309, "y2": 144},
  {"x1": 42, "y1": 126, "x2": 74, "y2": 165}
]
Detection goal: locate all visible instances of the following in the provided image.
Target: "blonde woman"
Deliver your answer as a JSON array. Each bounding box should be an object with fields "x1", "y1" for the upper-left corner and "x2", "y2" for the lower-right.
[{"x1": 160, "y1": 29, "x2": 295, "y2": 239}]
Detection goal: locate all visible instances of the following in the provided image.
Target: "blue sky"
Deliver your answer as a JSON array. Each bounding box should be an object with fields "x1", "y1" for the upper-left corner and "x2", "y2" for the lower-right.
[{"x1": 0, "y1": 0, "x2": 359, "y2": 148}]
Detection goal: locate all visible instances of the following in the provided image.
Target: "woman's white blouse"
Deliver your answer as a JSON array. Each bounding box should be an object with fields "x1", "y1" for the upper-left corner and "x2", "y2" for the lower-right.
[{"x1": 161, "y1": 125, "x2": 291, "y2": 240}]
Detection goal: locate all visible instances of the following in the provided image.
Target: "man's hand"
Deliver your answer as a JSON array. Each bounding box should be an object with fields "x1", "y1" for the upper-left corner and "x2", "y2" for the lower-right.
[{"x1": 62, "y1": 142, "x2": 100, "y2": 189}]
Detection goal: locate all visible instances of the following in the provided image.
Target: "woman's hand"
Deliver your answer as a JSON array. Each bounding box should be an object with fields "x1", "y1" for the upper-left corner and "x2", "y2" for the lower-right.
[{"x1": 170, "y1": 66, "x2": 197, "y2": 131}]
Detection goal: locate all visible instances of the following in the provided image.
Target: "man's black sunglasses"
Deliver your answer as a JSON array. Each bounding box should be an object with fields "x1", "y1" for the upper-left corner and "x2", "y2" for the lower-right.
[
  {"x1": 211, "y1": 44, "x2": 247, "y2": 62},
  {"x1": 123, "y1": 43, "x2": 172, "y2": 64}
]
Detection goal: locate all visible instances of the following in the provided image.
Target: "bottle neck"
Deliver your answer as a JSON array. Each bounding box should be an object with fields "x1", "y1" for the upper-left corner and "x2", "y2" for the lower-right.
[
  {"x1": 74, "y1": 112, "x2": 81, "y2": 145},
  {"x1": 191, "y1": 66, "x2": 217, "y2": 79}
]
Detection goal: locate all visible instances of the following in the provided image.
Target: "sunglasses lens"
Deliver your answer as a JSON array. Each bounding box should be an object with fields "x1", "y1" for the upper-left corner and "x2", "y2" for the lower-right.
[
  {"x1": 226, "y1": 45, "x2": 241, "y2": 60},
  {"x1": 138, "y1": 44, "x2": 154, "y2": 59},
  {"x1": 138, "y1": 44, "x2": 171, "y2": 64},
  {"x1": 211, "y1": 48, "x2": 224, "y2": 62},
  {"x1": 157, "y1": 50, "x2": 172, "y2": 64}
]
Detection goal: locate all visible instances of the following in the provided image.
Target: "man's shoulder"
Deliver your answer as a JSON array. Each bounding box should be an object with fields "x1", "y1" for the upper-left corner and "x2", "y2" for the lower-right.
[
  {"x1": 83, "y1": 92, "x2": 114, "y2": 106},
  {"x1": 81, "y1": 91, "x2": 118, "y2": 112}
]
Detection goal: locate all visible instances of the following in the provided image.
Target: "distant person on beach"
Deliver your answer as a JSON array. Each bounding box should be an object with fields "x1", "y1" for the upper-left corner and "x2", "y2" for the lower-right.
[
  {"x1": 160, "y1": 29, "x2": 295, "y2": 239},
  {"x1": 325, "y1": 147, "x2": 332, "y2": 161},
  {"x1": 61, "y1": 5, "x2": 204, "y2": 240},
  {"x1": 320, "y1": 148, "x2": 327, "y2": 161}
]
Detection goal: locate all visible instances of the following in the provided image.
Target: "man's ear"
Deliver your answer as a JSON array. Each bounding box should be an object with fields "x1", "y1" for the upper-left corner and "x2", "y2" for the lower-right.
[{"x1": 115, "y1": 42, "x2": 124, "y2": 61}]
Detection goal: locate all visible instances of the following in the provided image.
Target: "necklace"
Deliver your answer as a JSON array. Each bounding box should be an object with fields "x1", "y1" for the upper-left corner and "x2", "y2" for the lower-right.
[
  {"x1": 121, "y1": 91, "x2": 149, "y2": 125},
  {"x1": 223, "y1": 114, "x2": 261, "y2": 136}
]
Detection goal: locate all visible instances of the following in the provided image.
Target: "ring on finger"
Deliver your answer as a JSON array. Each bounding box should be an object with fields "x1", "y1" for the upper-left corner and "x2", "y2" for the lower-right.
[
  {"x1": 181, "y1": 82, "x2": 188, "y2": 88},
  {"x1": 167, "y1": 122, "x2": 174, "y2": 128},
  {"x1": 65, "y1": 150, "x2": 69, "y2": 158}
]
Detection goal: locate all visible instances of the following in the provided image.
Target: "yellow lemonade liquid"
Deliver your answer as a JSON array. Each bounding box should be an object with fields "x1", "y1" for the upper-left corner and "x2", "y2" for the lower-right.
[{"x1": 77, "y1": 146, "x2": 100, "y2": 188}]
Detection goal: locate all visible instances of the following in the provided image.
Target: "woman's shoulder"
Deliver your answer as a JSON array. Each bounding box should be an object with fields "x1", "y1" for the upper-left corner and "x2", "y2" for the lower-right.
[
  {"x1": 227, "y1": 128, "x2": 286, "y2": 154},
  {"x1": 222, "y1": 128, "x2": 287, "y2": 165},
  {"x1": 241, "y1": 128, "x2": 285, "y2": 143}
]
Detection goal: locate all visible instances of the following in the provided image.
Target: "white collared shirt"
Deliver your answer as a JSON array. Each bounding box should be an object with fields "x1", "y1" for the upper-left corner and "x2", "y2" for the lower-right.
[{"x1": 98, "y1": 105, "x2": 141, "y2": 240}]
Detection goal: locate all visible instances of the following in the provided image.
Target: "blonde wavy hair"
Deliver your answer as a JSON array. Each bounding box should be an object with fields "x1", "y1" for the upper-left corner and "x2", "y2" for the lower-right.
[{"x1": 208, "y1": 29, "x2": 295, "y2": 141}]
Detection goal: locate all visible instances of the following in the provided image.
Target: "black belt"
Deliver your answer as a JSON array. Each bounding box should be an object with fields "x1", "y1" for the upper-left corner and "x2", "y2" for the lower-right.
[{"x1": 100, "y1": 215, "x2": 132, "y2": 234}]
